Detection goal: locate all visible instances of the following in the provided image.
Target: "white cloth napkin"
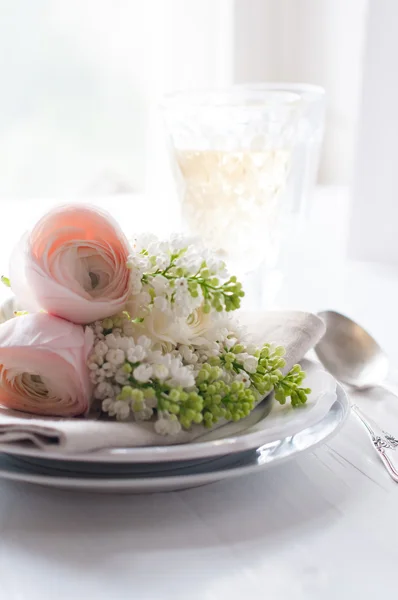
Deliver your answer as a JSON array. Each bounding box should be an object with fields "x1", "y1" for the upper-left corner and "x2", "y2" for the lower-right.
[{"x1": 0, "y1": 311, "x2": 326, "y2": 454}]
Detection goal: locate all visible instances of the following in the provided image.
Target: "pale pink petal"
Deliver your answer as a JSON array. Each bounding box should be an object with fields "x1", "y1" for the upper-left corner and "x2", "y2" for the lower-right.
[
  {"x1": 10, "y1": 205, "x2": 132, "y2": 324},
  {"x1": 9, "y1": 233, "x2": 42, "y2": 314},
  {"x1": 0, "y1": 314, "x2": 93, "y2": 417}
]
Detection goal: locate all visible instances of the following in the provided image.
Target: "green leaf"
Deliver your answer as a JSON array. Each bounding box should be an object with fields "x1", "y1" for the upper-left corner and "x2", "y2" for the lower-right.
[{"x1": 1, "y1": 276, "x2": 10, "y2": 288}]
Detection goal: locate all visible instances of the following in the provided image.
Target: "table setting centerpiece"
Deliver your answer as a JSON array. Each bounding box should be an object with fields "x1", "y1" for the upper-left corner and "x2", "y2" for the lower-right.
[
  {"x1": 0, "y1": 86, "x2": 354, "y2": 493},
  {"x1": 0, "y1": 202, "x2": 348, "y2": 492}
]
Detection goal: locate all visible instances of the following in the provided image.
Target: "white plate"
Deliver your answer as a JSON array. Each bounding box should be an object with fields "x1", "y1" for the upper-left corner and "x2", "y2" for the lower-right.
[
  {"x1": 0, "y1": 383, "x2": 349, "y2": 493},
  {"x1": 0, "y1": 362, "x2": 338, "y2": 464}
]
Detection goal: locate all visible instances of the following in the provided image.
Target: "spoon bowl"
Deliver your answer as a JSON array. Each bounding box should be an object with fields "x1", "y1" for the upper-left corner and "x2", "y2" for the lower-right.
[{"x1": 315, "y1": 310, "x2": 389, "y2": 389}]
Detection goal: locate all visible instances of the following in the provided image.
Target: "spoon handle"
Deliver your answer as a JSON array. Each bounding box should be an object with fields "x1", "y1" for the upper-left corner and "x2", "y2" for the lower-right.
[{"x1": 351, "y1": 404, "x2": 398, "y2": 483}]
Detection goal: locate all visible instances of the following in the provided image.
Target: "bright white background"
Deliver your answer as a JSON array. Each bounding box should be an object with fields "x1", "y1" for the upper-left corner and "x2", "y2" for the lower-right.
[
  {"x1": 0, "y1": 0, "x2": 368, "y2": 197},
  {"x1": 2, "y1": 0, "x2": 398, "y2": 264}
]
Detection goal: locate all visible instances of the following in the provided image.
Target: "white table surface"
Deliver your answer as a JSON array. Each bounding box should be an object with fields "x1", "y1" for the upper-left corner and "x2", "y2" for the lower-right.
[{"x1": 1, "y1": 187, "x2": 398, "y2": 600}]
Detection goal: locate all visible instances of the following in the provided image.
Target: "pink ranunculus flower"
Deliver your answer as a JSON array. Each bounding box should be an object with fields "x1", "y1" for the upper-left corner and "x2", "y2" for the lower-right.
[
  {"x1": 10, "y1": 205, "x2": 131, "y2": 324},
  {"x1": 0, "y1": 313, "x2": 93, "y2": 417}
]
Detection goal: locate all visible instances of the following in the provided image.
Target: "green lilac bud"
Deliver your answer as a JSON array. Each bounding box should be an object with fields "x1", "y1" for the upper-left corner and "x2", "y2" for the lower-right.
[
  {"x1": 121, "y1": 385, "x2": 133, "y2": 397},
  {"x1": 169, "y1": 389, "x2": 180, "y2": 402},
  {"x1": 297, "y1": 389, "x2": 308, "y2": 404},
  {"x1": 232, "y1": 344, "x2": 245, "y2": 354},
  {"x1": 102, "y1": 317, "x2": 113, "y2": 330},
  {"x1": 180, "y1": 417, "x2": 191, "y2": 429},
  {"x1": 168, "y1": 403, "x2": 180, "y2": 414},
  {"x1": 274, "y1": 346, "x2": 286, "y2": 357},
  {"x1": 183, "y1": 409, "x2": 196, "y2": 421},
  {"x1": 208, "y1": 356, "x2": 221, "y2": 366},
  {"x1": 132, "y1": 400, "x2": 144, "y2": 412}
]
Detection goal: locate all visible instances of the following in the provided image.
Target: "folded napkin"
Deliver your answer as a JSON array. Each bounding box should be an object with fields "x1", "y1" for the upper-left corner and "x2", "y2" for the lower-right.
[{"x1": 0, "y1": 311, "x2": 326, "y2": 454}]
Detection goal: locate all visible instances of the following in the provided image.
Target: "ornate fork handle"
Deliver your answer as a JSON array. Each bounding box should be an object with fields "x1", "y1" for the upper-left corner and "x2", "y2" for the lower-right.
[
  {"x1": 351, "y1": 404, "x2": 398, "y2": 483},
  {"x1": 382, "y1": 432, "x2": 398, "y2": 448}
]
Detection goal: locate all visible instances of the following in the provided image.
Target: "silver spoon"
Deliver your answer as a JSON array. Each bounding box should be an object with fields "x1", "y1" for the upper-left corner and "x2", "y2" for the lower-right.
[
  {"x1": 315, "y1": 310, "x2": 397, "y2": 394},
  {"x1": 315, "y1": 310, "x2": 398, "y2": 482}
]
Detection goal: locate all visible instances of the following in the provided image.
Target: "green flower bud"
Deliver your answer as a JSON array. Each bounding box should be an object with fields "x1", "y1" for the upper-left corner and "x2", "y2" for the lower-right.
[
  {"x1": 169, "y1": 389, "x2": 180, "y2": 402},
  {"x1": 274, "y1": 346, "x2": 286, "y2": 357},
  {"x1": 180, "y1": 417, "x2": 191, "y2": 430},
  {"x1": 297, "y1": 389, "x2": 308, "y2": 404},
  {"x1": 120, "y1": 385, "x2": 132, "y2": 397},
  {"x1": 132, "y1": 400, "x2": 144, "y2": 412},
  {"x1": 102, "y1": 317, "x2": 113, "y2": 330},
  {"x1": 232, "y1": 344, "x2": 245, "y2": 354},
  {"x1": 184, "y1": 408, "x2": 196, "y2": 421},
  {"x1": 168, "y1": 403, "x2": 180, "y2": 414}
]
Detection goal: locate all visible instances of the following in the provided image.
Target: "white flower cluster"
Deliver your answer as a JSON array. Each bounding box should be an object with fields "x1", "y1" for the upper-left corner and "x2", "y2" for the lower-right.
[
  {"x1": 126, "y1": 234, "x2": 232, "y2": 336},
  {"x1": 86, "y1": 308, "x2": 272, "y2": 434},
  {"x1": 87, "y1": 318, "x2": 200, "y2": 425},
  {"x1": 84, "y1": 234, "x2": 307, "y2": 436}
]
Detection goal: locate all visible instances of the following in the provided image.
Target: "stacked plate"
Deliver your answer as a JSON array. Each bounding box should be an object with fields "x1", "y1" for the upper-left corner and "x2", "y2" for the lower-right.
[{"x1": 0, "y1": 365, "x2": 349, "y2": 493}]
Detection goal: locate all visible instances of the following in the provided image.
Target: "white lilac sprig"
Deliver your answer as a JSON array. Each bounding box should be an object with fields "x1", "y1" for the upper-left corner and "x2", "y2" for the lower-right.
[
  {"x1": 87, "y1": 315, "x2": 311, "y2": 435},
  {"x1": 126, "y1": 234, "x2": 245, "y2": 322}
]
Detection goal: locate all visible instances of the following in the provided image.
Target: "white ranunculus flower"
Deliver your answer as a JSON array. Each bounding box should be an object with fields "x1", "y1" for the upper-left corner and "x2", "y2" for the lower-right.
[
  {"x1": 154, "y1": 296, "x2": 169, "y2": 312},
  {"x1": 138, "y1": 307, "x2": 180, "y2": 346},
  {"x1": 183, "y1": 308, "x2": 229, "y2": 346},
  {"x1": 134, "y1": 304, "x2": 229, "y2": 349}
]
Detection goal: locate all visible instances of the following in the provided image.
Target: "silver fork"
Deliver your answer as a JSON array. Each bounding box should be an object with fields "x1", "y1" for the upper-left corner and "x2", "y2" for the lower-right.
[{"x1": 352, "y1": 404, "x2": 398, "y2": 482}]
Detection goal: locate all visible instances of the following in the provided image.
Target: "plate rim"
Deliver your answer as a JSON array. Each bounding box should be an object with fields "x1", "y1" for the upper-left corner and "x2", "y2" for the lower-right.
[
  {"x1": 0, "y1": 383, "x2": 350, "y2": 490},
  {"x1": 0, "y1": 368, "x2": 342, "y2": 464}
]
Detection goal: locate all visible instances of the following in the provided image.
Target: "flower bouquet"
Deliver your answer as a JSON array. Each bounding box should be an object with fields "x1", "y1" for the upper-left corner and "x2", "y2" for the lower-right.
[{"x1": 0, "y1": 205, "x2": 310, "y2": 438}]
